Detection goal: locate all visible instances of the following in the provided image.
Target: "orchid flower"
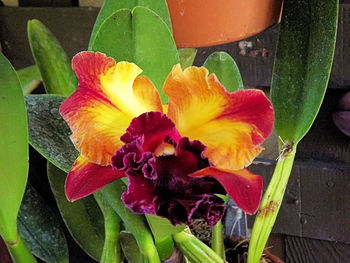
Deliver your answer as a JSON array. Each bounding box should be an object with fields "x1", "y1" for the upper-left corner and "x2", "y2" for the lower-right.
[{"x1": 59, "y1": 51, "x2": 274, "y2": 226}]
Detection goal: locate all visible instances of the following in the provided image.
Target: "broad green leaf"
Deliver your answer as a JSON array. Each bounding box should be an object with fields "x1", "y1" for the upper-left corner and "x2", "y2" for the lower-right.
[
  {"x1": 17, "y1": 65, "x2": 42, "y2": 94},
  {"x1": 25, "y1": 94, "x2": 78, "y2": 172},
  {"x1": 27, "y1": 19, "x2": 77, "y2": 97},
  {"x1": 89, "y1": 0, "x2": 172, "y2": 48},
  {"x1": 0, "y1": 53, "x2": 28, "y2": 242},
  {"x1": 120, "y1": 231, "x2": 143, "y2": 263},
  {"x1": 178, "y1": 48, "x2": 197, "y2": 69},
  {"x1": 90, "y1": 7, "x2": 179, "y2": 103},
  {"x1": 18, "y1": 184, "x2": 68, "y2": 263},
  {"x1": 203, "y1": 52, "x2": 243, "y2": 92},
  {"x1": 271, "y1": 0, "x2": 338, "y2": 143},
  {"x1": 47, "y1": 163, "x2": 104, "y2": 261},
  {"x1": 25, "y1": 95, "x2": 105, "y2": 260},
  {"x1": 146, "y1": 215, "x2": 185, "y2": 260},
  {"x1": 91, "y1": 9, "x2": 133, "y2": 62}
]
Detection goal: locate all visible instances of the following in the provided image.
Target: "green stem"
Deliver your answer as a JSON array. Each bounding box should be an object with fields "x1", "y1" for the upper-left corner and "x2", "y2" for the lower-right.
[
  {"x1": 152, "y1": 234, "x2": 174, "y2": 261},
  {"x1": 6, "y1": 232, "x2": 37, "y2": 263},
  {"x1": 100, "y1": 180, "x2": 160, "y2": 263},
  {"x1": 174, "y1": 228, "x2": 224, "y2": 263},
  {"x1": 247, "y1": 145, "x2": 297, "y2": 263},
  {"x1": 211, "y1": 194, "x2": 229, "y2": 260},
  {"x1": 211, "y1": 220, "x2": 225, "y2": 260},
  {"x1": 94, "y1": 192, "x2": 122, "y2": 263}
]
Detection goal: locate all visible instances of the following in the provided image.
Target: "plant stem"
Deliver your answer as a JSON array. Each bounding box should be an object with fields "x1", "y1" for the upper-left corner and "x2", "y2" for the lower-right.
[
  {"x1": 152, "y1": 234, "x2": 174, "y2": 261},
  {"x1": 211, "y1": 220, "x2": 225, "y2": 260},
  {"x1": 100, "y1": 180, "x2": 160, "y2": 263},
  {"x1": 6, "y1": 232, "x2": 37, "y2": 263},
  {"x1": 94, "y1": 192, "x2": 122, "y2": 263},
  {"x1": 247, "y1": 145, "x2": 297, "y2": 263},
  {"x1": 211, "y1": 194, "x2": 229, "y2": 260},
  {"x1": 173, "y1": 228, "x2": 224, "y2": 263}
]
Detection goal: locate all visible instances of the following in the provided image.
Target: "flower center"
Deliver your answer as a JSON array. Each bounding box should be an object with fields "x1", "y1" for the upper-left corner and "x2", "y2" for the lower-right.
[{"x1": 154, "y1": 143, "x2": 176, "y2": 157}]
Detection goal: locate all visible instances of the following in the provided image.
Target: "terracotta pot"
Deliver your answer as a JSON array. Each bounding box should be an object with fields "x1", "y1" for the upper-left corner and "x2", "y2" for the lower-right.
[{"x1": 166, "y1": 0, "x2": 283, "y2": 48}]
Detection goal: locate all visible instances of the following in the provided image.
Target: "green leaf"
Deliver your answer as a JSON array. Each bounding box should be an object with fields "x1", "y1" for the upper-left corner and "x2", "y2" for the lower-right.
[
  {"x1": 270, "y1": 0, "x2": 338, "y2": 143},
  {"x1": 25, "y1": 95, "x2": 104, "y2": 260},
  {"x1": 146, "y1": 214, "x2": 184, "y2": 239},
  {"x1": 89, "y1": 0, "x2": 172, "y2": 48},
  {"x1": 146, "y1": 215, "x2": 185, "y2": 260},
  {"x1": 178, "y1": 48, "x2": 197, "y2": 69},
  {"x1": 27, "y1": 19, "x2": 77, "y2": 97},
  {"x1": 90, "y1": 7, "x2": 179, "y2": 103},
  {"x1": 119, "y1": 231, "x2": 143, "y2": 263},
  {"x1": 17, "y1": 65, "x2": 42, "y2": 95},
  {"x1": 25, "y1": 94, "x2": 78, "y2": 173},
  {"x1": 17, "y1": 184, "x2": 68, "y2": 263},
  {"x1": 91, "y1": 9, "x2": 133, "y2": 62},
  {"x1": 0, "y1": 53, "x2": 29, "y2": 242},
  {"x1": 203, "y1": 52, "x2": 243, "y2": 92},
  {"x1": 47, "y1": 163, "x2": 105, "y2": 261}
]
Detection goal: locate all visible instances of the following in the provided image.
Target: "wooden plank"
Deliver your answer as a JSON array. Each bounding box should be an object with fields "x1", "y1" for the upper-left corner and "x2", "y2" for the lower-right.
[
  {"x1": 0, "y1": 7, "x2": 99, "y2": 69},
  {"x1": 267, "y1": 234, "x2": 285, "y2": 262},
  {"x1": 299, "y1": 163, "x2": 350, "y2": 243},
  {"x1": 330, "y1": 4, "x2": 350, "y2": 87},
  {"x1": 249, "y1": 159, "x2": 350, "y2": 243},
  {"x1": 79, "y1": 0, "x2": 103, "y2": 7},
  {"x1": 18, "y1": 0, "x2": 76, "y2": 6},
  {"x1": 285, "y1": 236, "x2": 350, "y2": 263},
  {"x1": 296, "y1": 89, "x2": 350, "y2": 164}
]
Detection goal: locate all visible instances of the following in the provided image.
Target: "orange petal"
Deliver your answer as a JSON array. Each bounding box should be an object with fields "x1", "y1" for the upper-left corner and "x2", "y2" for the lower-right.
[
  {"x1": 164, "y1": 65, "x2": 274, "y2": 170},
  {"x1": 60, "y1": 52, "x2": 162, "y2": 165},
  {"x1": 189, "y1": 167, "x2": 262, "y2": 215},
  {"x1": 65, "y1": 155, "x2": 124, "y2": 202}
]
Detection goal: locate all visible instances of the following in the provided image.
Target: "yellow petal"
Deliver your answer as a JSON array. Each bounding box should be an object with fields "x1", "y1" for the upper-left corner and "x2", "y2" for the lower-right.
[
  {"x1": 164, "y1": 65, "x2": 274, "y2": 170},
  {"x1": 60, "y1": 51, "x2": 162, "y2": 165}
]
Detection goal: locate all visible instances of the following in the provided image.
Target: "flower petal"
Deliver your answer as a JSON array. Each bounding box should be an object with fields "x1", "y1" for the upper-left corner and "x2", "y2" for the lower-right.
[
  {"x1": 164, "y1": 65, "x2": 274, "y2": 170},
  {"x1": 119, "y1": 111, "x2": 181, "y2": 153},
  {"x1": 159, "y1": 194, "x2": 225, "y2": 227},
  {"x1": 65, "y1": 155, "x2": 124, "y2": 201},
  {"x1": 121, "y1": 170, "x2": 158, "y2": 215},
  {"x1": 189, "y1": 167, "x2": 262, "y2": 214},
  {"x1": 60, "y1": 51, "x2": 162, "y2": 165},
  {"x1": 113, "y1": 116, "x2": 226, "y2": 226}
]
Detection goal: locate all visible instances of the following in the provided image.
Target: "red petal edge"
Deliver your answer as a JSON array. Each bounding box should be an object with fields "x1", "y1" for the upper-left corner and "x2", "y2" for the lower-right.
[
  {"x1": 189, "y1": 167, "x2": 262, "y2": 214},
  {"x1": 72, "y1": 51, "x2": 116, "y2": 89},
  {"x1": 65, "y1": 157, "x2": 125, "y2": 202}
]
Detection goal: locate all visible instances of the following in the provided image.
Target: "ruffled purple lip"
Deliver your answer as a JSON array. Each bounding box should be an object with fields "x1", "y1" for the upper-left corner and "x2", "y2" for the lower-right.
[{"x1": 112, "y1": 111, "x2": 226, "y2": 226}]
